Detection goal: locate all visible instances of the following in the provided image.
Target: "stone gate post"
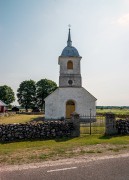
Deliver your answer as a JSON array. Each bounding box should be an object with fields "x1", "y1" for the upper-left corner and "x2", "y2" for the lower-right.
[
  {"x1": 70, "y1": 112, "x2": 80, "y2": 137},
  {"x1": 105, "y1": 113, "x2": 118, "y2": 135}
]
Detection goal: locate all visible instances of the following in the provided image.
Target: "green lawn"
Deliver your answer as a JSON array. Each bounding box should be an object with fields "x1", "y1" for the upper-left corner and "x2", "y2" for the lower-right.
[
  {"x1": 0, "y1": 114, "x2": 44, "y2": 124},
  {"x1": 0, "y1": 111, "x2": 129, "y2": 165},
  {"x1": 97, "y1": 108, "x2": 129, "y2": 115},
  {"x1": 0, "y1": 134, "x2": 129, "y2": 165},
  {"x1": 80, "y1": 126, "x2": 105, "y2": 134}
]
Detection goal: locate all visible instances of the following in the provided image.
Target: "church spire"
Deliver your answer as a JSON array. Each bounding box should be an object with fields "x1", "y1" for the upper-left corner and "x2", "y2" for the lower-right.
[{"x1": 67, "y1": 28, "x2": 72, "y2": 46}]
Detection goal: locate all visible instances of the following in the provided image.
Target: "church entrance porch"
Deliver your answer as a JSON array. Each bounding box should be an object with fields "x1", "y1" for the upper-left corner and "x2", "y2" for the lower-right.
[{"x1": 66, "y1": 100, "x2": 75, "y2": 119}]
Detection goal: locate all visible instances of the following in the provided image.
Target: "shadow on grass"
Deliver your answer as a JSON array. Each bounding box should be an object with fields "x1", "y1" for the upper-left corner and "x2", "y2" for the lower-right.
[
  {"x1": 0, "y1": 136, "x2": 74, "y2": 144},
  {"x1": 55, "y1": 136, "x2": 74, "y2": 142},
  {"x1": 30, "y1": 116, "x2": 45, "y2": 122},
  {"x1": 99, "y1": 135, "x2": 112, "y2": 140},
  {"x1": 99, "y1": 134, "x2": 126, "y2": 140}
]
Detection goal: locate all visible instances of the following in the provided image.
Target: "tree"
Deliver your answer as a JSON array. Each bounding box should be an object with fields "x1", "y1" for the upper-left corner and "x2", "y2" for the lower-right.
[
  {"x1": 0, "y1": 85, "x2": 15, "y2": 105},
  {"x1": 17, "y1": 80, "x2": 36, "y2": 112},
  {"x1": 36, "y1": 79, "x2": 57, "y2": 110}
]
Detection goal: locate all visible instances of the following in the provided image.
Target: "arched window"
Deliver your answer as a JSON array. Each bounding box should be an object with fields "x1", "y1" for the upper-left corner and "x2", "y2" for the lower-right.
[{"x1": 67, "y1": 61, "x2": 73, "y2": 69}]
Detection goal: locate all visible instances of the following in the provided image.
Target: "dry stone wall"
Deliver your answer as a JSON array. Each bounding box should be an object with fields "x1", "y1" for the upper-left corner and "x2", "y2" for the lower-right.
[
  {"x1": 105, "y1": 113, "x2": 129, "y2": 135},
  {"x1": 116, "y1": 119, "x2": 129, "y2": 135},
  {"x1": 0, "y1": 121, "x2": 74, "y2": 142}
]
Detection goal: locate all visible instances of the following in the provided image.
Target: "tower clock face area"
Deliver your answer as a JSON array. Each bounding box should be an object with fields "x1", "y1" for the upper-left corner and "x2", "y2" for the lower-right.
[{"x1": 68, "y1": 79, "x2": 73, "y2": 86}]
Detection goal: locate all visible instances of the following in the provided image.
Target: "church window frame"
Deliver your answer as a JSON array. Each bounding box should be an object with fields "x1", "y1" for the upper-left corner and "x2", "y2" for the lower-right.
[{"x1": 67, "y1": 60, "x2": 73, "y2": 70}]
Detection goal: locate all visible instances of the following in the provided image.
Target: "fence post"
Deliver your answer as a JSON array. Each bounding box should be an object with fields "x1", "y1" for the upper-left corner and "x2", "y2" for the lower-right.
[
  {"x1": 90, "y1": 109, "x2": 92, "y2": 135},
  {"x1": 70, "y1": 112, "x2": 80, "y2": 137},
  {"x1": 105, "y1": 113, "x2": 118, "y2": 135}
]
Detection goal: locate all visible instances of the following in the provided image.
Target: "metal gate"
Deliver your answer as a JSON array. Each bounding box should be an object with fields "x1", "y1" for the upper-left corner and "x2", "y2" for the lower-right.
[{"x1": 80, "y1": 115, "x2": 105, "y2": 134}]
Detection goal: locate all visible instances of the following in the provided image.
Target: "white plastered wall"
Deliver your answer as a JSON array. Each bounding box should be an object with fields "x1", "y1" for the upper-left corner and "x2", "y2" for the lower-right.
[{"x1": 45, "y1": 87, "x2": 96, "y2": 119}]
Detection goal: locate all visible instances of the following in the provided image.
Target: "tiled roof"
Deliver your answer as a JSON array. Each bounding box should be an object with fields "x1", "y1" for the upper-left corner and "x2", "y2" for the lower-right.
[{"x1": 0, "y1": 100, "x2": 7, "y2": 106}]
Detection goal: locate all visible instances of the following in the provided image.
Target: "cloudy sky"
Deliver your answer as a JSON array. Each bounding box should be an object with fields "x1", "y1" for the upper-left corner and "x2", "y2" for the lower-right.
[{"x1": 0, "y1": 0, "x2": 129, "y2": 106}]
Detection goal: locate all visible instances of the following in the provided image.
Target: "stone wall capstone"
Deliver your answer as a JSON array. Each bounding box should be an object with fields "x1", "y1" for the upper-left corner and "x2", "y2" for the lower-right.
[{"x1": 70, "y1": 112, "x2": 80, "y2": 137}]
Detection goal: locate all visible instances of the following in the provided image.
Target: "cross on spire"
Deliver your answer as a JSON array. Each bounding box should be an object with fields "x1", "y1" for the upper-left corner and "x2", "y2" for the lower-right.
[
  {"x1": 67, "y1": 25, "x2": 72, "y2": 46},
  {"x1": 68, "y1": 24, "x2": 71, "y2": 28}
]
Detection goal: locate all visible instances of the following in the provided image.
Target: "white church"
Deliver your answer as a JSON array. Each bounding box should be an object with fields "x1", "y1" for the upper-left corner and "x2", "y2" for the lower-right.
[{"x1": 45, "y1": 28, "x2": 97, "y2": 119}]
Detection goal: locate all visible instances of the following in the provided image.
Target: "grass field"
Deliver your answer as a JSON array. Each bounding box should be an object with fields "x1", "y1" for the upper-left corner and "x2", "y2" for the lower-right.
[
  {"x1": 80, "y1": 126, "x2": 105, "y2": 134},
  {"x1": 0, "y1": 134, "x2": 129, "y2": 165},
  {"x1": 0, "y1": 114, "x2": 44, "y2": 124},
  {"x1": 0, "y1": 110, "x2": 129, "y2": 165},
  {"x1": 97, "y1": 108, "x2": 129, "y2": 115}
]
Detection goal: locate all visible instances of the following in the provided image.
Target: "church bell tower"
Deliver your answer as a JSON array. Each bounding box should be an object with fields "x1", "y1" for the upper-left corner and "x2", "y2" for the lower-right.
[
  {"x1": 44, "y1": 27, "x2": 96, "y2": 120},
  {"x1": 58, "y1": 28, "x2": 82, "y2": 87}
]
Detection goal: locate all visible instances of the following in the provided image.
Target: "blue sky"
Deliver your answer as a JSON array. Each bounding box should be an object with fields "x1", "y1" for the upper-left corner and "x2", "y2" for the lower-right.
[{"x1": 0, "y1": 0, "x2": 129, "y2": 106}]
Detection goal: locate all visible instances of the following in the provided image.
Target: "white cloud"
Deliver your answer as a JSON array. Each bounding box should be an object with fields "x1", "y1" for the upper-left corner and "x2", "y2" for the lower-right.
[{"x1": 112, "y1": 13, "x2": 129, "y2": 26}]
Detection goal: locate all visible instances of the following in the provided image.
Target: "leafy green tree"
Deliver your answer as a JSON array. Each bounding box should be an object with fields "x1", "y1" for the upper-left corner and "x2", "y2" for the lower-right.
[
  {"x1": 36, "y1": 79, "x2": 57, "y2": 110},
  {"x1": 0, "y1": 85, "x2": 15, "y2": 105},
  {"x1": 17, "y1": 80, "x2": 36, "y2": 112}
]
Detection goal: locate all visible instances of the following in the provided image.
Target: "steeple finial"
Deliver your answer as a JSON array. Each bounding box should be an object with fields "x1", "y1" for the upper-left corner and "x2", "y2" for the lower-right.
[{"x1": 67, "y1": 25, "x2": 72, "y2": 46}]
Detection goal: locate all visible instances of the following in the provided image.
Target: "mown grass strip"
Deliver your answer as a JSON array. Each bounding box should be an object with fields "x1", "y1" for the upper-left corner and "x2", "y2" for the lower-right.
[{"x1": 0, "y1": 134, "x2": 129, "y2": 165}]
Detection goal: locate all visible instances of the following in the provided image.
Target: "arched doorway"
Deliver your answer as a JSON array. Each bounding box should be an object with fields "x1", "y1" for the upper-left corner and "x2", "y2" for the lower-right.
[{"x1": 66, "y1": 100, "x2": 75, "y2": 119}]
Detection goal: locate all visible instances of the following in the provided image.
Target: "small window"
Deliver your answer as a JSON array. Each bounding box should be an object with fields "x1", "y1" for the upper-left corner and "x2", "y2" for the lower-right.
[
  {"x1": 67, "y1": 61, "x2": 73, "y2": 69},
  {"x1": 68, "y1": 80, "x2": 73, "y2": 85}
]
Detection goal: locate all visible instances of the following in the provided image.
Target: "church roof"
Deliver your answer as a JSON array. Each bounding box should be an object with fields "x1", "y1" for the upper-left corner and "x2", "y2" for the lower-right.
[{"x1": 61, "y1": 28, "x2": 80, "y2": 57}]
